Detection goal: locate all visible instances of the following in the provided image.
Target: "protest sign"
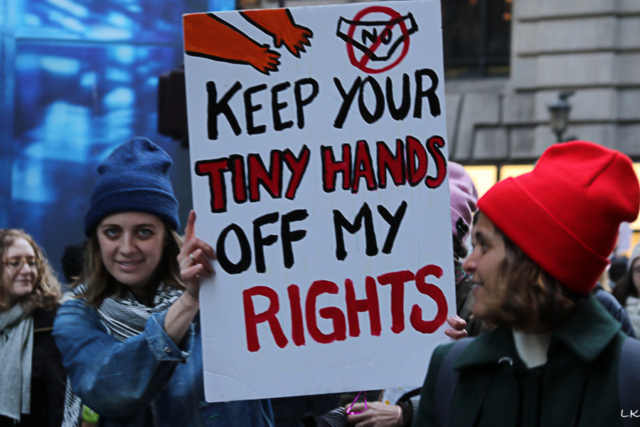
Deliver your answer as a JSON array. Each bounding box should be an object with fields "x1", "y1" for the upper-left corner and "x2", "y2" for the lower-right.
[{"x1": 183, "y1": 0, "x2": 454, "y2": 402}]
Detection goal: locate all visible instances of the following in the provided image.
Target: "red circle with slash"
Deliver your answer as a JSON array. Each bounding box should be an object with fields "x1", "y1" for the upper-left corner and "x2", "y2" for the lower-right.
[{"x1": 346, "y1": 6, "x2": 411, "y2": 74}]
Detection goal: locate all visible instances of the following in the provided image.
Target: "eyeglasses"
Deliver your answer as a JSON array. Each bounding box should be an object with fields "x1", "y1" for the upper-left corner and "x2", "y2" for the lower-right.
[{"x1": 3, "y1": 257, "x2": 40, "y2": 271}]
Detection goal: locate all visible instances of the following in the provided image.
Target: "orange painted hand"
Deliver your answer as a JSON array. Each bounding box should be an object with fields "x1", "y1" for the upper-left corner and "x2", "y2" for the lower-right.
[
  {"x1": 274, "y1": 25, "x2": 312, "y2": 57},
  {"x1": 242, "y1": 9, "x2": 313, "y2": 58},
  {"x1": 184, "y1": 13, "x2": 281, "y2": 74},
  {"x1": 251, "y1": 45, "x2": 281, "y2": 74}
]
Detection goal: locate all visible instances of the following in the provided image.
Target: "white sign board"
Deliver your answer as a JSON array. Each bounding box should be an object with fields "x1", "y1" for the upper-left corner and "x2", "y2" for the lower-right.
[{"x1": 183, "y1": 0, "x2": 454, "y2": 403}]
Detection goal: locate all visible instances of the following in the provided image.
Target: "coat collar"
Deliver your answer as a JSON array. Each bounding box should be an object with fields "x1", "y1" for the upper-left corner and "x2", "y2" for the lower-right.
[{"x1": 455, "y1": 295, "x2": 621, "y2": 370}]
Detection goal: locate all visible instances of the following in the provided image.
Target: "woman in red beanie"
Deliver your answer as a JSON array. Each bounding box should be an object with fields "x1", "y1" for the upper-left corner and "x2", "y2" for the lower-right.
[{"x1": 413, "y1": 141, "x2": 640, "y2": 427}]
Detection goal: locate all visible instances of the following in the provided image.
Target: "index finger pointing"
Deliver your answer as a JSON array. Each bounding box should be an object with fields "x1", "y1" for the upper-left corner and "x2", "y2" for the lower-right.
[{"x1": 185, "y1": 210, "x2": 196, "y2": 243}]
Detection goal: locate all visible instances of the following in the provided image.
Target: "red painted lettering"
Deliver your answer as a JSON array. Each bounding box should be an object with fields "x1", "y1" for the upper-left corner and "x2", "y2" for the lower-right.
[
  {"x1": 321, "y1": 144, "x2": 352, "y2": 192},
  {"x1": 287, "y1": 284, "x2": 306, "y2": 346},
  {"x1": 283, "y1": 145, "x2": 311, "y2": 200},
  {"x1": 305, "y1": 280, "x2": 347, "y2": 344},
  {"x1": 345, "y1": 277, "x2": 381, "y2": 337},
  {"x1": 410, "y1": 265, "x2": 448, "y2": 333},
  {"x1": 405, "y1": 135, "x2": 427, "y2": 186},
  {"x1": 195, "y1": 158, "x2": 229, "y2": 213},
  {"x1": 352, "y1": 140, "x2": 377, "y2": 193},
  {"x1": 248, "y1": 151, "x2": 283, "y2": 202},
  {"x1": 426, "y1": 136, "x2": 447, "y2": 189},
  {"x1": 377, "y1": 139, "x2": 406, "y2": 189},
  {"x1": 377, "y1": 270, "x2": 414, "y2": 334},
  {"x1": 243, "y1": 286, "x2": 288, "y2": 352}
]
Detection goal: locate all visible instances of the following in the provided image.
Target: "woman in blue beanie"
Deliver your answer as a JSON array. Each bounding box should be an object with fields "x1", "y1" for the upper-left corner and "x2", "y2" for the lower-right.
[{"x1": 52, "y1": 137, "x2": 274, "y2": 427}]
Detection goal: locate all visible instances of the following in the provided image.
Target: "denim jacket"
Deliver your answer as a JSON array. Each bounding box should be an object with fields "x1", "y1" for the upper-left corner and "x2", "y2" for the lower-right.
[{"x1": 53, "y1": 299, "x2": 274, "y2": 427}]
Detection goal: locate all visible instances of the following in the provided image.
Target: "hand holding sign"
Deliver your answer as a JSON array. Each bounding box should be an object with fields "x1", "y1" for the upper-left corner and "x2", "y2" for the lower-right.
[
  {"x1": 444, "y1": 315, "x2": 468, "y2": 340},
  {"x1": 184, "y1": 0, "x2": 453, "y2": 402},
  {"x1": 178, "y1": 210, "x2": 216, "y2": 301},
  {"x1": 346, "y1": 401, "x2": 401, "y2": 427}
]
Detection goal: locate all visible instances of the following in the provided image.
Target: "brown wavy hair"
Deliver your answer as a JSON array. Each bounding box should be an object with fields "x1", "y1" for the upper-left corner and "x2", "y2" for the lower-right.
[
  {"x1": 0, "y1": 229, "x2": 62, "y2": 311},
  {"x1": 478, "y1": 223, "x2": 586, "y2": 331},
  {"x1": 613, "y1": 258, "x2": 640, "y2": 307},
  {"x1": 73, "y1": 222, "x2": 184, "y2": 306}
]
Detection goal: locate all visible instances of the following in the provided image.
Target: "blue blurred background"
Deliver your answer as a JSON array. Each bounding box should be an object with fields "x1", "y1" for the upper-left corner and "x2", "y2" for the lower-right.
[{"x1": 1, "y1": 0, "x2": 234, "y2": 283}]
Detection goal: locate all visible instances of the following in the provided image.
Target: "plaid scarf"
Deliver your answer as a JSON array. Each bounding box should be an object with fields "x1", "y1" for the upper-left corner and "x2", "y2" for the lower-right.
[{"x1": 81, "y1": 283, "x2": 182, "y2": 342}]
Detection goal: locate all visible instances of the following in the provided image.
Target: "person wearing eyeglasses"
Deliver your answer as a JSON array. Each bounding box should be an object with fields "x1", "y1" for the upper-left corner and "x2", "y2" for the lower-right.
[{"x1": 0, "y1": 229, "x2": 68, "y2": 426}]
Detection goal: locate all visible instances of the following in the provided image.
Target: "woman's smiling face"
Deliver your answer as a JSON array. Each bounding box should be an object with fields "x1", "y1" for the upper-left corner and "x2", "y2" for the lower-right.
[
  {"x1": 97, "y1": 212, "x2": 166, "y2": 299},
  {"x1": 3, "y1": 238, "x2": 39, "y2": 303},
  {"x1": 463, "y1": 212, "x2": 508, "y2": 320}
]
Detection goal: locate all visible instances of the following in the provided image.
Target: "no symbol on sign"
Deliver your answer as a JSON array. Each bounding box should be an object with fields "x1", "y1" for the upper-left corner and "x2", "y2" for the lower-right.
[{"x1": 336, "y1": 6, "x2": 419, "y2": 74}]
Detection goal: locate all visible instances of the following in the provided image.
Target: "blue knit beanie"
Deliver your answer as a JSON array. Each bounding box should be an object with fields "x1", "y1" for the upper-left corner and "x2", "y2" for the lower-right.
[{"x1": 84, "y1": 137, "x2": 180, "y2": 236}]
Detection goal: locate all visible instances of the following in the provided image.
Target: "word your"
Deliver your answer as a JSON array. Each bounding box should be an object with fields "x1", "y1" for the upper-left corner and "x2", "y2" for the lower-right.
[
  {"x1": 333, "y1": 68, "x2": 441, "y2": 128},
  {"x1": 242, "y1": 264, "x2": 447, "y2": 352}
]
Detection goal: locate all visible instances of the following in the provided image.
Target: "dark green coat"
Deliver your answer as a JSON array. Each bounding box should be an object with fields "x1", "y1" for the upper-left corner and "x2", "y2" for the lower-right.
[{"x1": 413, "y1": 296, "x2": 627, "y2": 427}]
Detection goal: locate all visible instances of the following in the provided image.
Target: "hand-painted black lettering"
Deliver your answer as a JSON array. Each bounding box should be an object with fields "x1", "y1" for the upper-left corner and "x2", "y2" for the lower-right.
[
  {"x1": 294, "y1": 78, "x2": 319, "y2": 129},
  {"x1": 333, "y1": 77, "x2": 362, "y2": 129},
  {"x1": 362, "y1": 27, "x2": 378, "y2": 46},
  {"x1": 253, "y1": 212, "x2": 279, "y2": 274},
  {"x1": 378, "y1": 201, "x2": 407, "y2": 254},
  {"x1": 271, "y1": 82, "x2": 294, "y2": 131},
  {"x1": 386, "y1": 74, "x2": 410, "y2": 121},
  {"x1": 414, "y1": 69, "x2": 441, "y2": 119},
  {"x1": 244, "y1": 83, "x2": 267, "y2": 135},
  {"x1": 207, "y1": 81, "x2": 242, "y2": 140},
  {"x1": 281, "y1": 209, "x2": 309, "y2": 269},
  {"x1": 217, "y1": 223, "x2": 251, "y2": 275},
  {"x1": 359, "y1": 77, "x2": 384, "y2": 124},
  {"x1": 333, "y1": 203, "x2": 378, "y2": 261}
]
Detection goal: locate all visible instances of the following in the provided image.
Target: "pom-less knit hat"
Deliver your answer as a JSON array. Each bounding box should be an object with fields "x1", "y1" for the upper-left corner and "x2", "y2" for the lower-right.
[
  {"x1": 84, "y1": 137, "x2": 179, "y2": 236},
  {"x1": 478, "y1": 141, "x2": 640, "y2": 295},
  {"x1": 449, "y1": 162, "x2": 478, "y2": 244}
]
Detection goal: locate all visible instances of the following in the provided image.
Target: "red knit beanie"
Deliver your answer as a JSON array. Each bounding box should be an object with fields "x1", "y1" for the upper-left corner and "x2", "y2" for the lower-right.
[{"x1": 478, "y1": 141, "x2": 640, "y2": 294}]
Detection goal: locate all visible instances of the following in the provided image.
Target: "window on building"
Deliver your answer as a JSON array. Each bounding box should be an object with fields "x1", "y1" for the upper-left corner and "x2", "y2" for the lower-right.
[{"x1": 441, "y1": 0, "x2": 512, "y2": 78}]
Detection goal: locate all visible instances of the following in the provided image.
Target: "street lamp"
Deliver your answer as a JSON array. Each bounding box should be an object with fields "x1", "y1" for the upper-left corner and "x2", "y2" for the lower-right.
[{"x1": 548, "y1": 91, "x2": 575, "y2": 143}]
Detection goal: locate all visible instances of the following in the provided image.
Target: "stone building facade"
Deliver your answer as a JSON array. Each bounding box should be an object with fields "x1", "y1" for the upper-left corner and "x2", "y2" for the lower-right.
[{"x1": 447, "y1": 0, "x2": 640, "y2": 165}]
